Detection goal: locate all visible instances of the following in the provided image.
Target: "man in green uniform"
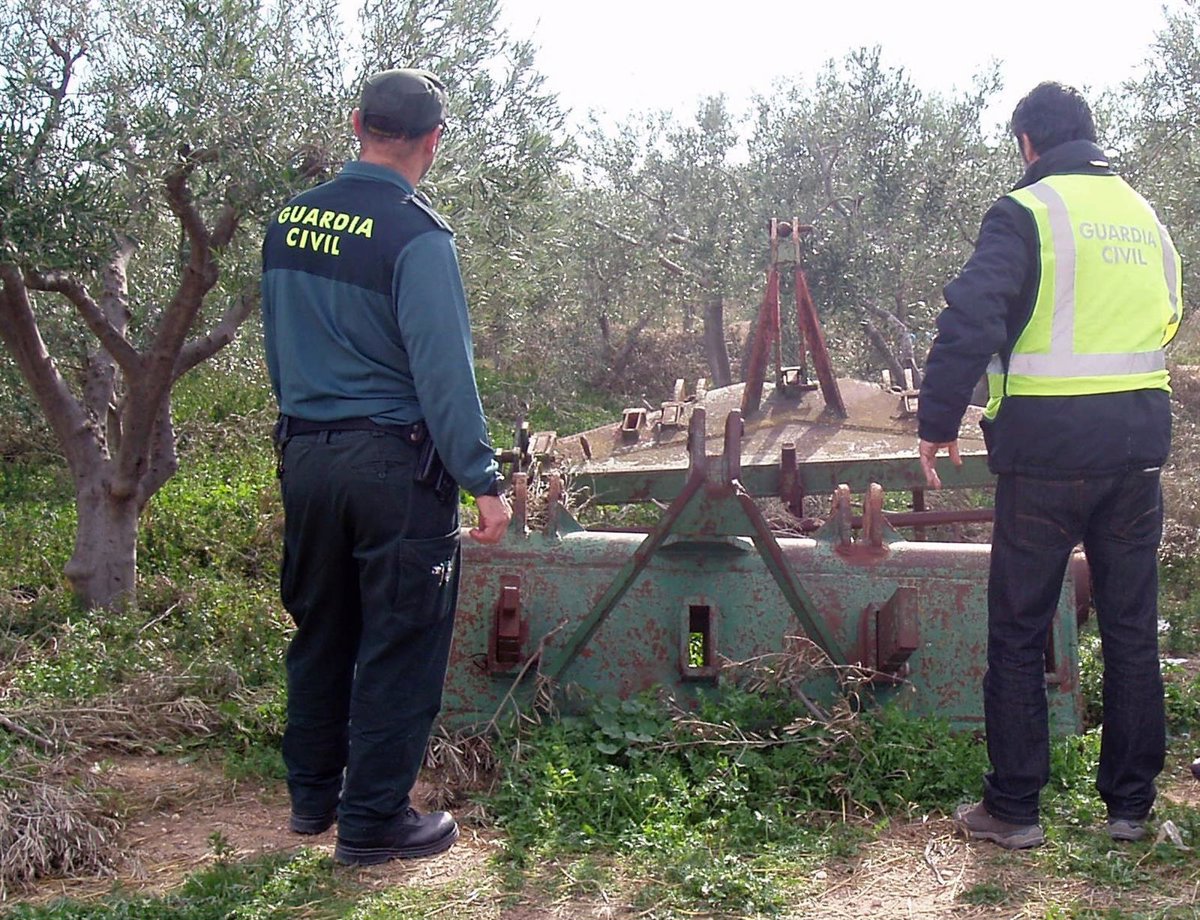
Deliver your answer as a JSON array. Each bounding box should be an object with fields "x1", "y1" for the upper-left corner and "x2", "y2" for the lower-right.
[
  {"x1": 918, "y1": 82, "x2": 1181, "y2": 849},
  {"x1": 261, "y1": 68, "x2": 510, "y2": 865}
]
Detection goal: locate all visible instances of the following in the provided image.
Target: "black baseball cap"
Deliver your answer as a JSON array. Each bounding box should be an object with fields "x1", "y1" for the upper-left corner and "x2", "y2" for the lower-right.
[{"x1": 359, "y1": 68, "x2": 447, "y2": 139}]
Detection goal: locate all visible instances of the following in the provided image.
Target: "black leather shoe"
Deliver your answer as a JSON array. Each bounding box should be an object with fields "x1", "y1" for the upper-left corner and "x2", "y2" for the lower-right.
[
  {"x1": 290, "y1": 808, "x2": 336, "y2": 835},
  {"x1": 334, "y1": 808, "x2": 459, "y2": 865}
]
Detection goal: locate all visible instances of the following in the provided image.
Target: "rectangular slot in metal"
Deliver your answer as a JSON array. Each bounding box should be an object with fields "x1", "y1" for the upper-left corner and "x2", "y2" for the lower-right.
[{"x1": 681, "y1": 602, "x2": 719, "y2": 682}]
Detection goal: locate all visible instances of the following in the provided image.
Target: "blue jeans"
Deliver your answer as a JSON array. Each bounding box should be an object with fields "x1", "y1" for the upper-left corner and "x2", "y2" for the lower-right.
[
  {"x1": 278, "y1": 430, "x2": 460, "y2": 839},
  {"x1": 983, "y1": 471, "x2": 1165, "y2": 824}
]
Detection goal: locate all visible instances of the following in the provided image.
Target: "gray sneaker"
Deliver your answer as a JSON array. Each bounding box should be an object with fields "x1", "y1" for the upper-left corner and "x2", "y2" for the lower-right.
[
  {"x1": 1107, "y1": 818, "x2": 1147, "y2": 842},
  {"x1": 953, "y1": 801, "x2": 1045, "y2": 850}
]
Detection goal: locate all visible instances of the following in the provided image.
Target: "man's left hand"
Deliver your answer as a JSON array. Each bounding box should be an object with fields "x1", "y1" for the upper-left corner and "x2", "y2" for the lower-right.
[{"x1": 470, "y1": 493, "x2": 512, "y2": 544}]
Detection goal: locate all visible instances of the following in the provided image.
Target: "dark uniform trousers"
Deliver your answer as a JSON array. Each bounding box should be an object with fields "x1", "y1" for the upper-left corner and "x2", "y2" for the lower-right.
[
  {"x1": 278, "y1": 429, "x2": 460, "y2": 839},
  {"x1": 983, "y1": 469, "x2": 1167, "y2": 825}
]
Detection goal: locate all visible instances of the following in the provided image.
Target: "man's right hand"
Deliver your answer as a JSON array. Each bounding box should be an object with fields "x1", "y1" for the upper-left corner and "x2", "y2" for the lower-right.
[{"x1": 469, "y1": 493, "x2": 512, "y2": 544}]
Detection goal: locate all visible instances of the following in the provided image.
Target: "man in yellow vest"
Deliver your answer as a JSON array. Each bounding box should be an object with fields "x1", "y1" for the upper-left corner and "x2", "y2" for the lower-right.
[{"x1": 918, "y1": 82, "x2": 1182, "y2": 849}]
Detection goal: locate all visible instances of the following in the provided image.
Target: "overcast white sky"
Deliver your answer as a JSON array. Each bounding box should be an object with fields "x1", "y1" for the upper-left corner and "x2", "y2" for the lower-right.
[{"x1": 496, "y1": 0, "x2": 1179, "y2": 134}]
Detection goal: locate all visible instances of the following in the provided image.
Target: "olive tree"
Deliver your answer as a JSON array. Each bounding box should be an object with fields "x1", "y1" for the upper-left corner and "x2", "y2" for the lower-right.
[
  {"x1": 1112, "y1": 0, "x2": 1200, "y2": 299},
  {"x1": 0, "y1": 0, "x2": 576, "y2": 610},
  {"x1": 355, "y1": 0, "x2": 575, "y2": 371},
  {"x1": 748, "y1": 48, "x2": 1008, "y2": 378},
  {"x1": 0, "y1": 0, "x2": 346, "y2": 609},
  {"x1": 563, "y1": 98, "x2": 756, "y2": 392}
]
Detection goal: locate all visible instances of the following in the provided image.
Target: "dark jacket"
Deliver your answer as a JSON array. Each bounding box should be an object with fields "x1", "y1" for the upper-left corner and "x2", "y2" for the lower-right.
[{"x1": 918, "y1": 140, "x2": 1173, "y2": 478}]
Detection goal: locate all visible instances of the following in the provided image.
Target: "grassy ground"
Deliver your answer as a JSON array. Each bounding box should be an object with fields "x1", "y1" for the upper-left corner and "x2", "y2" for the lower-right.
[{"x1": 0, "y1": 356, "x2": 1198, "y2": 918}]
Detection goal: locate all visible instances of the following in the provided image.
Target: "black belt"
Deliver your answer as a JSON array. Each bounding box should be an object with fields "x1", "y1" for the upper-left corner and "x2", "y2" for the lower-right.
[{"x1": 281, "y1": 415, "x2": 426, "y2": 444}]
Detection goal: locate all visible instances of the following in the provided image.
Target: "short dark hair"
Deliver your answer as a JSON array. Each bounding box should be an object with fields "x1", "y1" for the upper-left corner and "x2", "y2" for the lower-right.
[{"x1": 1010, "y1": 82, "x2": 1096, "y2": 155}]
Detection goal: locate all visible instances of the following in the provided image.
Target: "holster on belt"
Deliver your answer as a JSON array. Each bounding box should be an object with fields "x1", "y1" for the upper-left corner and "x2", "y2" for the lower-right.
[{"x1": 412, "y1": 422, "x2": 458, "y2": 504}]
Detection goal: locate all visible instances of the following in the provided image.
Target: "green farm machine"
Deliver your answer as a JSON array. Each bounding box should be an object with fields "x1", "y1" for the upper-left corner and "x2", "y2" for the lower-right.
[{"x1": 449, "y1": 221, "x2": 1090, "y2": 733}]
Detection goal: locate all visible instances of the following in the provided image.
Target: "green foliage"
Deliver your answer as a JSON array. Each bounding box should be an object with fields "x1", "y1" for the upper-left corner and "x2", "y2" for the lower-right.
[
  {"x1": 0, "y1": 415, "x2": 289, "y2": 768},
  {"x1": 170, "y1": 341, "x2": 275, "y2": 429},
  {"x1": 0, "y1": 849, "x2": 348, "y2": 920},
  {"x1": 8, "y1": 617, "x2": 121, "y2": 698},
  {"x1": 484, "y1": 681, "x2": 1155, "y2": 914},
  {"x1": 1038, "y1": 825, "x2": 1157, "y2": 891},
  {"x1": 1162, "y1": 661, "x2": 1200, "y2": 738},
  {"x1": 1078, "y1": 631, "x2": 1105, "y2": 728},
  {"x1": 959, "y1": 882, "x2": 1010, "y2": 906},
  {"x1": 139, "y1": 446, "x2": 277, "y2": 581},
  {"x1": 1073, "y1": 628, "x2": 1200, "y2": 741},
  {"x1": 1159, "y1": 550, "x2": 1200, "y2": 656},
  {"x1": 843, "y1": 704, "x2": 988, "y2": 812},
  {"x1": 486, "y1": 688, "x2": 983, "y2": 914},
  {"x1": 1044, "y1": 729, "x2": 1105, "y2": 826},
  {"x1": 0, "y1": 462, "x2": 76, "y2": 590}
]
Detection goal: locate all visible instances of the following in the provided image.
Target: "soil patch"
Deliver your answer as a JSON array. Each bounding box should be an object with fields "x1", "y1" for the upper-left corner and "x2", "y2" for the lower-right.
[
  {"x1": 19, "y1": 754, "x2": 497, "y2": 907},
  {"x1": 12, "y1": 753, "x2": 1200, "y2": 917}
]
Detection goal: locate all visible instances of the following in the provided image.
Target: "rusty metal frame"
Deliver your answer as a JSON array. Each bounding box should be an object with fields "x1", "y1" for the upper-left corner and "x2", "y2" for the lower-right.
[
  {"x1": 542, "y1": 408, "x2": 849, "y2": 680},
  {"x1": 741, "y1": 218, "x2": 848, "y2": 418}
]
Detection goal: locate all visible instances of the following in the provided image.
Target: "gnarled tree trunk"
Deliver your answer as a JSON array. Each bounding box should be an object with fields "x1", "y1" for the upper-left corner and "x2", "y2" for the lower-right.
[
  {"x1": 0, "y1": 155, "x2": 250, "y2": 610},
  {"x1": 703, "y1": 292, "x2": 732, "y2": 387},
  {"x1": 64, "y1": 479, "x2": 140, "y2": 609}
]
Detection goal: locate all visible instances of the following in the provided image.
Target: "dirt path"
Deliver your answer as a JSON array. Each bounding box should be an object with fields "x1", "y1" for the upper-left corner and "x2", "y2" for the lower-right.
[{"x1": 14, "y1": 754, "x2": 1200, "y2": 919}]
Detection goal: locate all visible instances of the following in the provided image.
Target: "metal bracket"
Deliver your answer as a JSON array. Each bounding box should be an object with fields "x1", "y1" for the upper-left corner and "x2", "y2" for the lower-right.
[
  {"x1": 660, "y1": 401, "x2": 686, "y2": 430},
  {"x1": 529, "y1": 430, "x2": 557, "y2": 463},
  {"x1": 778, "y1": 365, "x2": 819, "y2": 397},
  {"x1": 620, "y1": 407, "x2": 647, "y2": 441},
  {"x1": 858, "y1": 586, "x2": 918, "y2": 684},
  {"x1": 488, "y1": 573, "x2": 527, "y2": 673},
  {"x1": 882, "y1": 368, "x2": 920, "y2": 417},
  {"x1": 661, "y1": 377, "x2": 706, "y2": 432}
]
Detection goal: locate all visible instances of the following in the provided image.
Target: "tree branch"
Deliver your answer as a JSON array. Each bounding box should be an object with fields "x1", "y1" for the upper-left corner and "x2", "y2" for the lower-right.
[
  {"x1": 590, "y1": 217, "x2": 700, "y2": 280},
  {"x1": 135, "y1": 403, "x2": 178, "y2": 509},
  {"x1": 863, "y1": 302, "x2": 917, "y2": 374},
  {"x1": 211, "y1": 202, "x2": 240, "y2": 250},
  {"x1": 115, "y1": 160, "x2": 224, "y2": 498},
  {"x1": 609, "y1": 307, "x2": 656, "y2": 379},
  {"x1": 0, "y1": 264, "x2": 99, "y2": 473},
  {"x1": 24, "y1": 36, "x2": 87, "y2": 174},
  {"x1": 174, "y1": 285, "x2": 258, "y2": 380},
  {"x1": 807, "y1": 135, "x2": 853, "y2": 220},
  {"x1": 26, "y1": 263, "x2": 142, "y2": 377},
  {"x1": 861, "y1": 320, "x2": 905, "y2": 383}
]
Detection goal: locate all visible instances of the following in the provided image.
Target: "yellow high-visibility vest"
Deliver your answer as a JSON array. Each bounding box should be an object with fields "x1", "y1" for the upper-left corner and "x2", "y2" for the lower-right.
[{"x1": 984, "y1": 173, "x2": 1181, "y2": 421}]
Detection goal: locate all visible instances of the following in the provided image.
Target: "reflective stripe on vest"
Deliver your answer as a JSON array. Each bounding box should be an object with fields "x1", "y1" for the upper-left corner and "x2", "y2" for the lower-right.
[{"x1": 984, "y1": 173, "x2": 1179, "y2": 418}]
